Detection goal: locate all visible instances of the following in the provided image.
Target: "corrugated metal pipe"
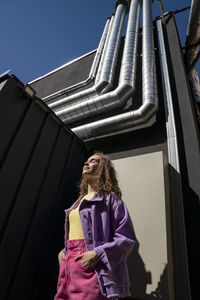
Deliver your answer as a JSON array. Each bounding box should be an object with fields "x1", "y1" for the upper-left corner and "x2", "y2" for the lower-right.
[
  {"x1": 72, "y1": 0, "x2": 158, "y2": 140},
  {"x1": 94, "y1": 15, "x2": 115, "y2": 88},
  {"x1": 185, "y1": 0, "x2": 200, "y2": 103},
  {"x1": 43, "y1": 17, "x2": 111, "y2": 104},
  {"x1": 49, "y1": 0, "x2": 128, "y2": 110},
  {"x1": 185, "y1": 0, "x2": 200, "y2": 68},
  {"x1": 88, "y1": 18, "x2": 111, "y2": 80},
  {"x1": 56, "y1": 0, "x2": 141, "y2": 124}
]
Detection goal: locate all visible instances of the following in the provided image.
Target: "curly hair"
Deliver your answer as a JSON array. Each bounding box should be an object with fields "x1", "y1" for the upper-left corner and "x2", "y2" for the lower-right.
[{"x1": 79, "y1": 152, "x2": 122, "y2": 197}]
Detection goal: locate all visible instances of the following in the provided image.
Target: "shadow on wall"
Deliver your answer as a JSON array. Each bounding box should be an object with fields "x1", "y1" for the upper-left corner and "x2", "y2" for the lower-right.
[{"x1": 123, "y1": 240, "x2": 169, "y2": 300}]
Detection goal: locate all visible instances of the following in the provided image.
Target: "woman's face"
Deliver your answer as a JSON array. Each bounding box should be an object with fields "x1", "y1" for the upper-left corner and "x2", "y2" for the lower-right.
[{"x1": 82, "y1": 154, "x2": 101, "y2": 177}]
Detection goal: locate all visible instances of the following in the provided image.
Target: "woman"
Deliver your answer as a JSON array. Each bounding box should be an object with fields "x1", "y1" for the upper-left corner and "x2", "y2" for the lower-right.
[{"x1": 54, "y1": 153, "x2": 136, "y2": 300}]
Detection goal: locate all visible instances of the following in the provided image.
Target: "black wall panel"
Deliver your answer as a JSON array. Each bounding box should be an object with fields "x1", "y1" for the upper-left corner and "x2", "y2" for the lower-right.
[
  {"x1": 32, "y1": 138, "x2": 87, "y2": 300},
  {"x1": 163, "y1": 15, "x2": 200, "y2": 300},
  {"x1": 0, "y1": 75, "x2": 87, "y2": 300},
  {"x1": 0, "y1": 78, "x2": 31, "y2": 165}
]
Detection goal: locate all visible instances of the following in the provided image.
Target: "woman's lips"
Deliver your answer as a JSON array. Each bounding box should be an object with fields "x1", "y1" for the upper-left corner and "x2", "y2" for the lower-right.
[{"x1": 83, "y1": 166, "x2": 89, "y2": 170}]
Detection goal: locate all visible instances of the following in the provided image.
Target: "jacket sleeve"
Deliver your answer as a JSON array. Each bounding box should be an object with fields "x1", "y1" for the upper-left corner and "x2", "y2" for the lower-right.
[{"x1": 94, "y1": 195, "x2": 136, "y2": 270}]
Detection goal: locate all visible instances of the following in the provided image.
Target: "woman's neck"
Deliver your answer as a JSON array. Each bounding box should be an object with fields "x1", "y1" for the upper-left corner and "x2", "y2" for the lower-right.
[{"x1": 87, "y1": 184, "x2": 96, "y2": 194}]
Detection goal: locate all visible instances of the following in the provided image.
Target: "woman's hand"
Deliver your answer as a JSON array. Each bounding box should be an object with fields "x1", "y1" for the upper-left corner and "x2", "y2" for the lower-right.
[
  {"x1": 58, "y1": 250, "x2": 65, "y2": 264},
  {"x1": 74, "y1": 250, "x2": 100, "y2": 269}
]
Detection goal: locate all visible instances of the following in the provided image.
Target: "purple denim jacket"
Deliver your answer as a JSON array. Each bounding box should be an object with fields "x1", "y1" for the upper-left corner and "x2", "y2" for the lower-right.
[{"x1": 64, "y1": 192, "x2": 136, "y2": 298}]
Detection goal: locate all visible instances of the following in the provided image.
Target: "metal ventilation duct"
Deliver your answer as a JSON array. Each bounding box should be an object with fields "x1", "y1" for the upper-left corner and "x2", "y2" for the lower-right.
[
  {"x1": 89, "y1": 19, "x2": 111, "y2": 81},
  {"x1": 49, "y1": 0, "x2": 128, "y2": 110},
  {"x1": 57, "y1": 0, "x2": 141, "y2": 124},
  {"x1": 72, "y1": 0, "x2": 158, "y2": 140},
  {"x1": 185, "y1": 0, "x2": 200, "y2": 103},
  {"x1": 93, "y1": 15, "x2": 114, "y2": 85},
  {"x1": 43, "y1": 17, "x2": 111, "y2": 103},
  {"x1": 185, "y1": 0, "x2": 200, "y2": 68}
]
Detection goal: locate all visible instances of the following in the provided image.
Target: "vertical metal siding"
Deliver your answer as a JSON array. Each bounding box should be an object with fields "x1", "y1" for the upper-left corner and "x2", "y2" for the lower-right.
[
  {"x1": 0, "y1": 76, "x2": 87, "y2": 300},
  {"x1": 32, "y1": 138, "x2": 87, "y2": 300},
  {"x1": 0, "y1": 79, "x2": 31, "y2": 165}
]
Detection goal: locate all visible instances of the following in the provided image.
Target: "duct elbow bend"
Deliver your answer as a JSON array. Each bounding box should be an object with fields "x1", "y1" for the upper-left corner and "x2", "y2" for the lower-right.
[
  {"x1": 95, "y1": 81, "x2": 112, "y2": 94},
  {"x1": 137, "y1": 100, "x2": 158, "y2": 122},
  {"x1": 115, "y1": 84, "x2": 135, "y2": 103}
]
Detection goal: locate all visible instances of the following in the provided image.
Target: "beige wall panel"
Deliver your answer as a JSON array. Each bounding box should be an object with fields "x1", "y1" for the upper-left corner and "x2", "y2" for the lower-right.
[{"x1": 113, "y1": 151, "x2": 168, "y2": 296}]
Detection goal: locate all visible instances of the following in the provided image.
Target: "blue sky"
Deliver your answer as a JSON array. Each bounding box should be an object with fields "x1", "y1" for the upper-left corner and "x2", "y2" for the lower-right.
[{"x1": 0, "y1": 0, "x2": 191, "y2": 83}]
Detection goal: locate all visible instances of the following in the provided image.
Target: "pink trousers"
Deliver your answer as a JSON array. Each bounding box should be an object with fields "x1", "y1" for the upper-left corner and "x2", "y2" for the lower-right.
[{"x1": 54, "y1": 239, "x2": 109, "y2": 300}]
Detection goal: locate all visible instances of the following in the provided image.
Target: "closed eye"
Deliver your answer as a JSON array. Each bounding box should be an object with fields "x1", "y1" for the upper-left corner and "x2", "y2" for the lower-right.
[{"x1": 91, "y1": 159, "x2": 99, "y2": 163}]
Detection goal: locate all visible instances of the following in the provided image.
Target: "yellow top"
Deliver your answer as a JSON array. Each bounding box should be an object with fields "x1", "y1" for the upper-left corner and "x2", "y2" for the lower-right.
[{"x1": 68, "y1": 192, "x2": 95, "y2": 240}]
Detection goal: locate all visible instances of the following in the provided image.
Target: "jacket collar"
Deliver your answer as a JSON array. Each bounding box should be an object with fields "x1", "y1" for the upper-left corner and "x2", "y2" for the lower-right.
[
  {"x1": 90, "y1": 193, "x2": 104, "y2": 201},
  {"x1": 82, "y1": 192, "x2": 105, "y2": 202},
  {"x1": 64, "y1": 195, "x2": 83, "y2": 213},
  {"x1": 64, "y1": 193, "x2": 105, "y2": 212}
]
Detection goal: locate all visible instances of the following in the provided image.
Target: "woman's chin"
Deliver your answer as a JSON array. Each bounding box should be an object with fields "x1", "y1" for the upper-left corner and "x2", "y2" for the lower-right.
[{"x1": 83, "y1": 173, "x2": 98, "y2": 180}]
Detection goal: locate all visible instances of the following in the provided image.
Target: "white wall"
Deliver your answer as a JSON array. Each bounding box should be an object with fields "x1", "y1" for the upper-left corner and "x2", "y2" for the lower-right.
[{"x1": 113, "y1": 151, "x2": 170, "y2": 298}]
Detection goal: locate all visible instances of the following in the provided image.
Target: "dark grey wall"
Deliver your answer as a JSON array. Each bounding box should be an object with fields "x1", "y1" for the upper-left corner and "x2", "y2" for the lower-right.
[
  {"x1": 30, "y1": 51, "x2": 96, "y2": 100},
  {"x1": 163, "y1": 14, "x2": 200, "y2": 300},
  {"x1": 0, "y1": 75, "x2": 87, "y2": 300}
]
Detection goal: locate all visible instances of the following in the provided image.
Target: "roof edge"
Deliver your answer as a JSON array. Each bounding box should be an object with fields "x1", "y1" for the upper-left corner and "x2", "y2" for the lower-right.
[{"x1": 29, "y1": 49, "x2": 97, "y2": 85}]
